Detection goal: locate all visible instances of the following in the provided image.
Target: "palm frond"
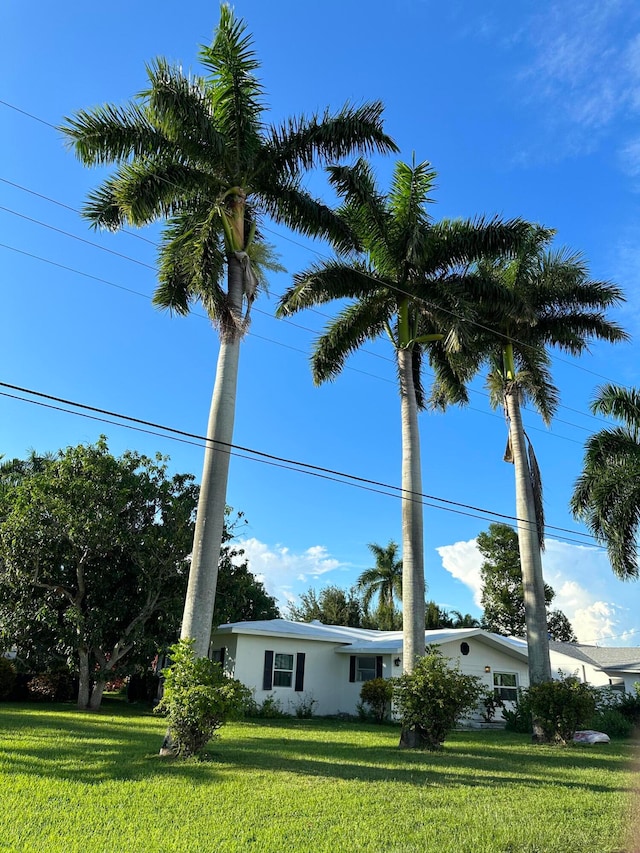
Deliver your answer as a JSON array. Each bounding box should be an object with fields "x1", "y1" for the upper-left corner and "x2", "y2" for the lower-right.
[
  {"x1": 526, "y1": 433, "x2": 545, "y2": 549},
  {"x1": 311, "y1": 295, "x2": 394, "y2": 384},
  {"x1": 591, "y1": 384, "x2": 640, "y2": 436},
  {"x1": 265, "y1": 101, "x2": 398, "y2": 175},
  {"x1": 60, "y1": 102, "x2": 168, "y2": 165},
  {"x1": 277, "y1": 261, "x2": 380, "y2": 316}
]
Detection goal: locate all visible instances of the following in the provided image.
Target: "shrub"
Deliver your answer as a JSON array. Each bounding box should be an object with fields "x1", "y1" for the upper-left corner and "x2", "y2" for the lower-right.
[
  {"x1": 502, "y1": 688, "x2": 533, "y2": 734},
  {"x1": 589, "y1": 708, "x2": 634, "y2": 739},
  {"x1": 245, "y1": 693, "x2": 289, "y2": 718},
  {"x1": 293, "y1": 693, "x2": 318, "y2": 718},
  {"x1": 24, "y1": 669, "x2": 75, "y2": 702},
  {"x1": 0, "y1": 658, "x2": 16, "y2": 700},
  {"x1": 479, "y1": 690, "x2": 503, "y2": 723},
  {"x1": 393, "y1": 648, "x2": 483, "y2": 750},
  {"x1": 616, "y1": 687, "x2": 640, "y2": 726},
  {"x1": 359, "y1": 677, "x2": 394, "y2": 723},
  {"x1": 155, "y1": 639, "x2": 251, "y2": 757},
  {"x1": 528, "y1": 676, "x2": 596, "y2": 743}
]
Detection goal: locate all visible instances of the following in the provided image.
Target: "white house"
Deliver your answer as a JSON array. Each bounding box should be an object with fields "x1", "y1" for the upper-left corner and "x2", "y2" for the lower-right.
[
  {"x1": 210, "y1": 619, "x2": 640, "y2": 717},
  {"x1": 210, "y1": 619, "x2": 531, "y2": 716}
]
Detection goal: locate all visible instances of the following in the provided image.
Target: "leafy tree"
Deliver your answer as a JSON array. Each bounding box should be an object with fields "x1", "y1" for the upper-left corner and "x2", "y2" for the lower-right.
[
  {"x1": 425, "y1": 601, "x2": 454, "y2": 629},
  {"x1": 62, "y1": 5, "x2": 397, "y2": 658},
  {"x1": 478, "y1": 523, "x2": 575, "y2": 641},
  {"x1": 433, "y1": 227, "x2": 626, "y2": 684},
  {"x1": 0, "y1": 439, "x2": 197, "y2": 709},
  {"x1": 571, "y1": 384, "x2": 640, "y2": 580},
  {"x1": 394, "y1": 647, "x2": 483, "y2": 750},
  {"x1": 278, "y1": 157, "x2": 528, "y2": 672},
  {"x1": 287, "y1": 585, "x2": 363, "y2": 627},
  {"x1": 214, "y1": 512, "x2": 279, "y2": 624},
  {"x1": 357, "y1": 540, "x2": 403, "y2": 630}
]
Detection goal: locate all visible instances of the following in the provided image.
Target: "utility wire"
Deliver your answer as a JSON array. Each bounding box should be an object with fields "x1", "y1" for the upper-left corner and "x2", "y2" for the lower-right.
[
  {"x1": 0, "y1": 379, "x2": 605, "y2": 548},
  {"x1": 1, "y1": 95, "x2": 627, "y2": 388}
]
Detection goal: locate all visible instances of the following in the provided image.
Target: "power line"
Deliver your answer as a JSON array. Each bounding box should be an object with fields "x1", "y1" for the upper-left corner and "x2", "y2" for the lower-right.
[
  {"x1": 0, "y1": 379, "x2": 605, "y2": 549},
  {"x1": 1, "y1": 95, "x2": 627, "y2": 388}
]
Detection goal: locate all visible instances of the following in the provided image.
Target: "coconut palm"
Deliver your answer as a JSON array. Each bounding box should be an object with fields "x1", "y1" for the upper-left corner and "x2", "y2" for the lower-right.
[
  {"x1": 434, "y1": 226, "x2": 627, "y2": 683},
  {"x1": 277, "y1": 157, "x2": 528, "y2": 672},
  {"x1": 61, "y1": 6, "x2": 397, "y2": 657},
  {"x1": 358, "y1": 540, "x2": 403, "y2": 627},
  {"x1": 571, "y1": 384, "x2": 640, "y2": 579}
]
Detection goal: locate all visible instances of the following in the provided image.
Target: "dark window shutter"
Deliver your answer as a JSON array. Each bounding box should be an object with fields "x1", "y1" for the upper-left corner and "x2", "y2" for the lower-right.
[
  {"x1": 294, "y1": 652, "x2": 306, "y2": 692},
  {"x1": 376, "y1": 656, "x2": 383, "y2": 678},
  {"x1": 349, "y1": 656, "x2": 356, "y2": 683},
  {"x1": 262, "y1": 650, "x2": 274, "y2": 690},
  {"x1": 220, "y1": 647, "x2": 226, "y2": 668}
]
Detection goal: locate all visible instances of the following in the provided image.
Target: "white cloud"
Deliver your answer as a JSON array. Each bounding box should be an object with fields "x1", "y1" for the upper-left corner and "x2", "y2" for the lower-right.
[
  {"x1": 234, "y1": 537, "x2": 346, "y2": 610},
  {"x1": 436, "y1": 535, "x2": 640, "y2": 645}
]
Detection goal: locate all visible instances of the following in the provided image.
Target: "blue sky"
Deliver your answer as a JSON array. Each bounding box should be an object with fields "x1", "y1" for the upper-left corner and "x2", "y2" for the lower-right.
[{"x1": 2, "y1": 0, "x2": 640, "y2": 646}]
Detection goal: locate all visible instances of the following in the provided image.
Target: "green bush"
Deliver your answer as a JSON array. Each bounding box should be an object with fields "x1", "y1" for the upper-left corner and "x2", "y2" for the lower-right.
[
  {"x1": 589, "y1": 708, "x2": 634, "y2": 739},
  {"x1": 359, "y1": 677, "x2": 394, "y2": 723},
  {"x1": 293, "y1": 693, "x2": 317, "y2": 718},
  {"x1": 393, "y1": 648, "x2": 483, "y2": 750},
  {"x1": 0, "y1": 658, "x2": 16, "y2": 700},
  {"x1": 245, "y1": 693, "x2": 290, "y2": 718},
  {"x1": 155, "y1": 639, "x2": 251, "y2": 757},
  {"x1": 616, "y1": 686, "x2": 640, "y2": 726},
  {"x1": 528, "y1": 676, "x2": 596, "y2": 743},
  {"x1": 503, "y1": 688, "x2": 534, "y2": 733}
]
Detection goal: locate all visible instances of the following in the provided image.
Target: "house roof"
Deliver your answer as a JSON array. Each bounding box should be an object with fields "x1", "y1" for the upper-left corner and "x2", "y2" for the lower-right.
[
  {"x1": 548, "y1": 641, "x2": 640, "y2": 678},
  {"x1": 214, "y1": 619, "x2": 529, "y2": 661}
]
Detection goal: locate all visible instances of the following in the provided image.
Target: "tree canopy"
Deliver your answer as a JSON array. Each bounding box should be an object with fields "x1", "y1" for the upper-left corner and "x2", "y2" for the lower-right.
[{"x1": 478, "y1": 523, "x2": 576, "y2": 642}]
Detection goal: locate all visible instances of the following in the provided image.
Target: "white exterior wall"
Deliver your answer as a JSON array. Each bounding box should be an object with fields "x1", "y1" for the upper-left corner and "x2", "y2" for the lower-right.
[
  {"x1": 213, "y1": 631, "x2": 396, "y2": 716},
  {"x1": 213, "y1": 630, "x2": 530, "y2": 716}
]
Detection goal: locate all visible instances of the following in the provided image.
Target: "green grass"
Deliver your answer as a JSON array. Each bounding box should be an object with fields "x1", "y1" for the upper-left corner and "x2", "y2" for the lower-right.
[{"x1": 0, "y1": 699, "x2": 636, "y2": 852}]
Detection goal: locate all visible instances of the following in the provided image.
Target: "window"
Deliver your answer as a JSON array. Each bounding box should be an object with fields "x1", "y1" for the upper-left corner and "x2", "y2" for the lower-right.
[
  {"x1": 493, "y1": 672, "x2": 518, "y2": 702},
  {"x1": 349, "y1": 655, "x2": 383, "y2": 683},
  {"x1": 262, "y1": 651, "x2": 305, "y2": 691},
  {"x1": 460, "y1": 642, "x2": 470, "y2": 656},
  {"x1": 273, "y1": 653, "x2": 294, "y2": 687}
]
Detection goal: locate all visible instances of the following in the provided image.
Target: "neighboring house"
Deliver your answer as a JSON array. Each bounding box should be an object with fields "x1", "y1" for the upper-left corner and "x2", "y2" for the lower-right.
[
  {"x1": 548, "y1": 641, "x2": 640, "y2": 692},
  {"x1": 211, "y1": 619, "x2": 532, "y2": 716}
]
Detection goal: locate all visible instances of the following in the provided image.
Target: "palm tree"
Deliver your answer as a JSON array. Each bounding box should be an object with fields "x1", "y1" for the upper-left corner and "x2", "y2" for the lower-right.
[
  {"x1": 571, "y1": 384, "x2": 640, "y2": 580},
  {"x1": 277, "y1": 157, "x2": 528, "y2": 672},
  {"x1": 434, "y1": 227, "x2": 627, "y2": 684},
  {"x1": 358, "y1": 540, "x2": 403, "y2": 628},
  {"x1": 61, "y1": 6, "x2": 397, "y2": 657}
]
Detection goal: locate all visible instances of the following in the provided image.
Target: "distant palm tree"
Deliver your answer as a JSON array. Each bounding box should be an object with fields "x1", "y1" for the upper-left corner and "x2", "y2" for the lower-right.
[
  {"x1": 278, "y1": 157, "x2": 528, "y2": 672},
  {"x1": 450, "y1": 610, "x2": 480, "y2": 628},
  {"x1": 61, "y1": 6, "x2": 397, "y2": 657},
  {"x1": 433, "y1": 226, "x2": 627, "y2": 684},
  {"x1": 571, "y1": 384, "x2": 640, "y2": 579},
  {"x1": 358, "y1": 540, "x2": 403, "y2": 624}
]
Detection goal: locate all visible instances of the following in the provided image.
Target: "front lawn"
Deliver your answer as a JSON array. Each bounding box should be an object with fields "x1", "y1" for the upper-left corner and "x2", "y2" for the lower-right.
[{"x1": 0, "y1": 700, "x2": 635, "y2": 852}]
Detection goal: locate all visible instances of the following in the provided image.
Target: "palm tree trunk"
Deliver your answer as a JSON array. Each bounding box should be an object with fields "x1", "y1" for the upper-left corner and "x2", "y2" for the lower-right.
[
  {"x1": 504, "y1": 388, "x2": 551, "y2": 685},
  {"x1": 398, "y1": 347, "x2": 425, "y2": 674},
  {"x1": 180, "y1": 254, "x2": 244, "y2": 658}
]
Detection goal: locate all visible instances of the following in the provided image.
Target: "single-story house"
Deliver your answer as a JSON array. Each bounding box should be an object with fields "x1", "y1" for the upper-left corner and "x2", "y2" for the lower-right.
[
  {"x1": 210, "y1": 619, "x2": 640, "y2": 717},
  {"x1": 211, "y1": 619, "x2": 531, "y2": 717}
]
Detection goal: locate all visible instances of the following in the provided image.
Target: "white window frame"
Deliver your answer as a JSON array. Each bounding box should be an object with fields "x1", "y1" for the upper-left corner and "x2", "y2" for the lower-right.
[
  {"x1": 493, "y1": 671, "x2": 518, "y2": 702},
  {"x1": 356, "y1": 656, "x2": 377, "y2": 682},
  {"x1": 273, "y1": 653, "x2": 294, "y2": 687}
]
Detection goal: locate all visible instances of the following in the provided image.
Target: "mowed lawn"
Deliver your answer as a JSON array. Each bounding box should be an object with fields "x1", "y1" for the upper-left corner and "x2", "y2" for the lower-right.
[{"x1": 0, "y1": 700, "x2": 636, "y2": 853}]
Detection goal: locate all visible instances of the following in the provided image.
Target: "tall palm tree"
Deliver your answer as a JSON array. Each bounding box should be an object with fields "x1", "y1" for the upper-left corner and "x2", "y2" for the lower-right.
[
  {"x1": 434, "y1": 226, "x2": 627, "y2": 684},
  {"x1": 571, "y1": 384, "x2": 640, "y2": 580},
  {"x1": 277, "y1": 157, "x2": 528, "y2": 672},
  {"x1": 61, "y1": 6, "x2": 397, "y2": 658},
  {"x1": 358, "y1": 540, "x2": 403, "y2": 627}
]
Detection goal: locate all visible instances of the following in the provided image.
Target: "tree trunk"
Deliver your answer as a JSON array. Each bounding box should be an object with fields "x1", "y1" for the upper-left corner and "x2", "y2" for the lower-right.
[
  {"x1": 77, "y1": 647, "x2": 90, "y2": 710},
  {"x1": 504, "y1": 388, "x2": 551, "y2": 687},
  {"x1": 398, "y1": 347, "x2": 425, "y2": 674},
  {"x1": 89, "y1": 680, "x2": 106, "y2": 710},
  {"x1": 180, "y1": 253, "x2": 245, "y2": 658}
]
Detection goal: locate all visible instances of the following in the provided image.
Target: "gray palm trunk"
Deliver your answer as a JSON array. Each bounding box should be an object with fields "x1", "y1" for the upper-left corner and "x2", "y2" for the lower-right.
[
  {"x1": 180, "y1": 254, "x2": 245, "y2": 657},
  {"x1": 399, "y1": 348, "x2": 425, "y2": 673},
  {"x1": 504, "y1": 387, "x2": 551, "y2": 684}
]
